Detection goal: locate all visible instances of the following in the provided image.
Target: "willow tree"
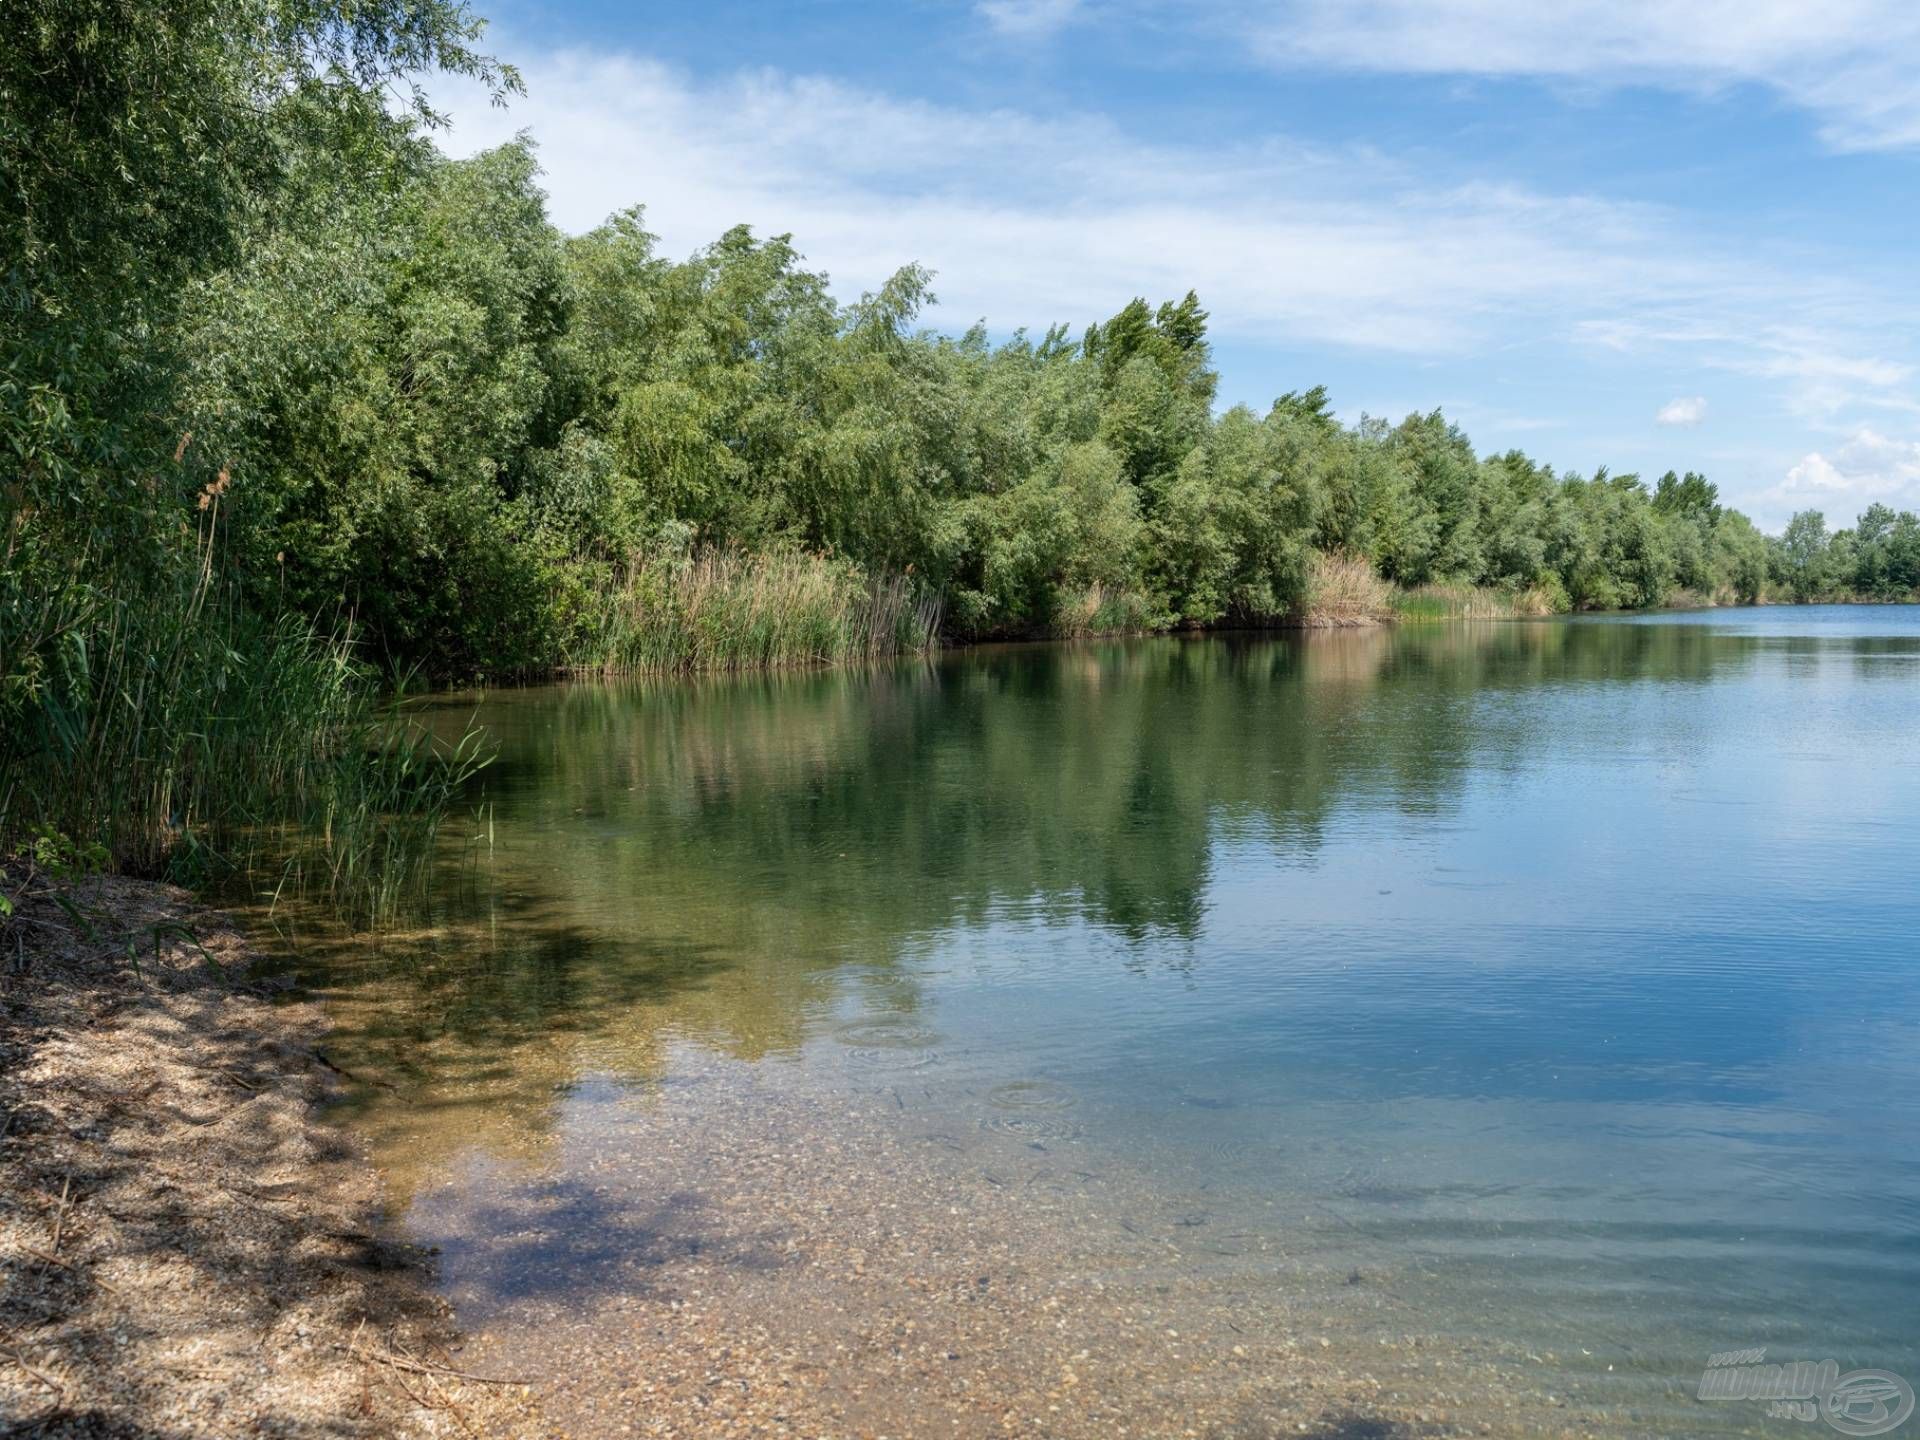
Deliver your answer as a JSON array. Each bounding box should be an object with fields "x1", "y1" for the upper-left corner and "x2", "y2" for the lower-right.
[{"x1": 2, "y1": 0, "x2": 513, "y2": 851}]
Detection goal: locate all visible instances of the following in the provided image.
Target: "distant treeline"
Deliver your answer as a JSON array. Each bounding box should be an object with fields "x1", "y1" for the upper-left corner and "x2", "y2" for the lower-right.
[
  {"x1": 3, "y1": 0, "x2": 1915, "y2": 876},
  {"x1": 1771, "y1": 508, "x2": 1920, "y2": 603},
  {"x1": 175, "y1": 140, "x2": 1918, "y2": 673}
]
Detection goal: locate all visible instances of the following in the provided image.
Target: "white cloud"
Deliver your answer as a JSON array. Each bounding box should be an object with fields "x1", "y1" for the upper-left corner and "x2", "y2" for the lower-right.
[
  {"x1": 431, "y1": 47, "x2": 1809, "y2": 360},
  {"x1": 1241, "y1": 0, "x2": 1920, "y2": 151},
  {"x1": 1763, "y1": 428, "x2": 1920, "y2": 522},
  {"x1": 977, "y1": 0, "x2": 1083, "y2": 38},
  {"x1": 1656, "y1": 395, "x2": 1708, "y2": 426},
  {"x1": 1578, "y1": 319, "x2": 1917, "y2": 423}
]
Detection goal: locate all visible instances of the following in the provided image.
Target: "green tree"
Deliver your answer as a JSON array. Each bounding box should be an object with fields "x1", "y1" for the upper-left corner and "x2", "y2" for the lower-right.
[
  {"x1": 185, "y1": 142, "x2": 566, "y2": 673},
  {"x1": 3, "y1": 0, "x2": 511, "y2": 871},
  {"x1": 1779, "y1": 510, "x2": 1832, "y2": 602}
]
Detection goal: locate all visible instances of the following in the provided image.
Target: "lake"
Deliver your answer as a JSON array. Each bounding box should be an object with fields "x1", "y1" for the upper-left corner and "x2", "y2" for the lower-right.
[{"x1": 296, "y1": 608, "x2": 1920, "y2": 1438}]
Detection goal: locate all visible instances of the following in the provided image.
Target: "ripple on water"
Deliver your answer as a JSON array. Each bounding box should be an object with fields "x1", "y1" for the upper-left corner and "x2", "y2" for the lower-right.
[
  {"x1": 980, "y1": 1113, "x2": 1086, "y2": 1142},
  {"x1": 986, "y1": 1078, "x2": 1080, "y2": 1112},
  {"x1": 834, "y1": 1017, "x2": 943, "y2": 1069},
  {"x1": 980, "y1": 1084, "x2": 1085, "y2": 1143}
]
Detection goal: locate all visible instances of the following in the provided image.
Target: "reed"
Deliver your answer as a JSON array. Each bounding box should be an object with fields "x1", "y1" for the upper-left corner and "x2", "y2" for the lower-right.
[
  {"x1": 1050, "y1": 584, "x2": 1161, "y2": 637},
  {"x1": 0, "y1": 520, "x2": 487, "y2": 928},
  {"x1": 1296, "y1": 551, "x2": 1395, "y2": 627},
  {"x1": 1391, "y1": 580, "x2": 1559, "y2": 622},
  {"x1": 568, "y1": 548, "x2": 943, "y2": 674}
]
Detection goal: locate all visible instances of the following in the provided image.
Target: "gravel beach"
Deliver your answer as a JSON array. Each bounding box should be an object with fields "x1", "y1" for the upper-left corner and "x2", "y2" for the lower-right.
[{"x1": 0, "y1": 874, "x2": 545, "y2": 1438}]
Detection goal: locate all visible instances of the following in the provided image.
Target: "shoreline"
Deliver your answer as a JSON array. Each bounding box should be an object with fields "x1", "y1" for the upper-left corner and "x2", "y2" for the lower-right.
[
  {"x1": 0, "y1": 873, "x2": 546, "y2": 1437},
  {"x1": 0, "y1": 874, "x2": 1577, "y2": 1440},
  {"x1": 525, "y1": 594, "x2": 1919, "y2": 686}
]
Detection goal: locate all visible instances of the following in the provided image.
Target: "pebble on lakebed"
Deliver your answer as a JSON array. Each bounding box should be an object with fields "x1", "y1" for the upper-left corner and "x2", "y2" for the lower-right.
[{"x1": 331, "y1": 1017, "x2": 1618, "y2": 1438}]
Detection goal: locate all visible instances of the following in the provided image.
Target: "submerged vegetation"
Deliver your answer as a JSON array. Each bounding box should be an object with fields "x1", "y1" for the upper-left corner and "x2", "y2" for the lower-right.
[{"x1": 5, "y1": 0, "x2": 1919, "y2": 901}]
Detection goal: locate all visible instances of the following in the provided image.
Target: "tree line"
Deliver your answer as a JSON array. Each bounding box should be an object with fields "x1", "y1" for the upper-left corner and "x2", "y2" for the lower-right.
[{"x1": 171, "y1": 135, "x2": 1919, "y2": 676}]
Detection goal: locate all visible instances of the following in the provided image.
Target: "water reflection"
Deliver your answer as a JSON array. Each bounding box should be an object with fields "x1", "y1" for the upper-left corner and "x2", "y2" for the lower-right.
[{"x1": 279, "y1": 611, "x2": 1920, "y2": 1434}]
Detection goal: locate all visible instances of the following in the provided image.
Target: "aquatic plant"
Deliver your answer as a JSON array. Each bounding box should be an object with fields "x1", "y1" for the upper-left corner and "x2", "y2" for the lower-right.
[
  {"x1": 1050, "y1": 584, "x2": 1163, "y2": 637},
  {"x1": 0, "y1": 517, "x2": 487, "y2": 927},
  {"x1": 566, "y1": 547, "x2": 942, "y2": 673},
  {"x1": 1296, "y1": 552, "x2": 1395, "y2": 627},
  {"x1": 1391, "y1": 581, "x2": 1560, "y2": 622}
]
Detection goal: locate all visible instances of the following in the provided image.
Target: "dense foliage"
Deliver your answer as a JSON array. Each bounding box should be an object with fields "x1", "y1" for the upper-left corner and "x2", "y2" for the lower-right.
[
  {"x1": 1770, "y1": 505, "x2": 1920, "y2": 602},
  {"x1": 171, "y1": 136, "x2": 1919, "y2": 677},
  {"x1": 6, "y1": 0, "x2": 1917, "y2": 880},
  {"x1": 1, "y1": 0, "x2": 506, "y2": 897}
]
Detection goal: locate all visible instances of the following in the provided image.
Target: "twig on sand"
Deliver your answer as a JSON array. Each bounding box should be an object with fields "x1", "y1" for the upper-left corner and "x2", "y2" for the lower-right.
[
  {"x1": 308, "y1": 1048, "x2": 399, "y2": 1092},
  {"x1": 333, "y1": 1338, "x2": 530, "y2": 1387},
  {"x1": 399, "y1": 1339, "x2": 483, "y2": 1440},
  {"x1": 0, "y1": 1332, "x2": 65, "y2": 1400},
  {"x1": 343, "y1": 1327, "x2": 493, "y2": 1440},
  {"x1": 20, "y1": 1243, "x2": 114, "y2": 1291},
  {"x1": 49, "y1": 1174, "x2": 71, "y2": 1253}
]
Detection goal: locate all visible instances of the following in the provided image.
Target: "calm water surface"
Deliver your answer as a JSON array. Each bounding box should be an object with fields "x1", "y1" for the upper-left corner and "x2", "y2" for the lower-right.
[{"x1": 303, "y1": 609, "x2": 1920, "y2": 1435}]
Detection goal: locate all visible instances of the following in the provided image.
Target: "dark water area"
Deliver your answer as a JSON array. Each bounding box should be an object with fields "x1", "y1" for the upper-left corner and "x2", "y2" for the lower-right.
[{"x1": 296, "y1": 609, "x2": 1920, "y2": 1436}]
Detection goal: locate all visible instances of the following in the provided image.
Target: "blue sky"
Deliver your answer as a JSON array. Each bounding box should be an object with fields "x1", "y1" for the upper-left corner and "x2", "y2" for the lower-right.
[{"x1": 434, "y1": 0, "x2": 1920, "y2": 530}]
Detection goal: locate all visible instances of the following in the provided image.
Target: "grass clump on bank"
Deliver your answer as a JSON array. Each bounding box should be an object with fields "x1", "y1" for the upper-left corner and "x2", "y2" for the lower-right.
[
  {"x1": 566, "y1": 548, "x2": 942, "y2": 673},
  {"x1": 1048, "y1": 585, "x2": 1162, "y2": 637},
  {"x1": 1296, "y1": 551, "x2": 1395, "y2": 627},
  {"x1": 1391, "y1": 580, "x2": 1561, "y2": 622},
  {"x1": 1, "y1": 524, "x2": 487, "y2": 928}
]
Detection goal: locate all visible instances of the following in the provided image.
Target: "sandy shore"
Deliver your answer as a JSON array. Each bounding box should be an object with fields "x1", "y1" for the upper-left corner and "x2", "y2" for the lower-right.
[
  {"x1": 0, "y1": 871, "x2": 1642, "y2": 1439},
  {"x1": 0, "y1": 872, "x2": 547, "y2": 1438}
]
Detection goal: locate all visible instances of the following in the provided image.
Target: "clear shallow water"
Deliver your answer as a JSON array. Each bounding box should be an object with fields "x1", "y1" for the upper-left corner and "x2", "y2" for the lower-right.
[{"x1": 304, "y1": 610, "x2": 1920, "y2": 1435}]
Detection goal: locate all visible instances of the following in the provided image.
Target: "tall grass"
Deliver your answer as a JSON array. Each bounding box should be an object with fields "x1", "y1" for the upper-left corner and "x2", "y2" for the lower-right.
[
  {"x1": 1050, "y1": 584, "x2": 1161, "y2": 637},
  {"x1": 1, "y1": 518, "x2": 487, "y2": 927},
  {"x1": 1296, "y1": 551, "x2": 1395, "y2": 627},
  {"x1": 568, "y1": 548, "x2": 942, "y2": 674},
  {"x1": 1391, "y1": 581, "x2": 1559, "y2": 622}
]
